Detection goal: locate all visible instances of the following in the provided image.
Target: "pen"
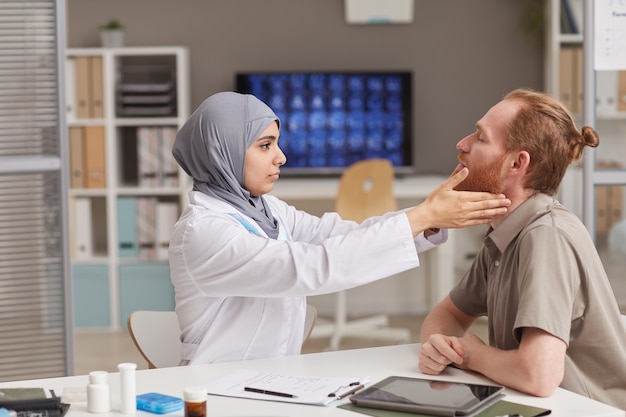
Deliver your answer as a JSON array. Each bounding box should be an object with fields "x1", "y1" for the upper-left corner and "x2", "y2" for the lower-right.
[
  {"x1": 327, "y1": 382, "x2": 365, "y2": 399},
  {"x1": 336, "y1": 384, "x2": 364, "y2": 400},
  {"x1": 243, "y1": 387, "x2": 297, "y2": 398}
]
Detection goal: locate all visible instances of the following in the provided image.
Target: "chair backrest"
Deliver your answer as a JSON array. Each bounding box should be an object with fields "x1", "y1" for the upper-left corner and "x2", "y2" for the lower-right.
[
  {"x1": 336, "y1": 158, "x2": 397, "y2": 222},
  {"x1": 127, "y1": 310, "x2": 182, "y2": 369},
  {"x1": 129, "y1": 306, "x2": 317, "y2": 367}
]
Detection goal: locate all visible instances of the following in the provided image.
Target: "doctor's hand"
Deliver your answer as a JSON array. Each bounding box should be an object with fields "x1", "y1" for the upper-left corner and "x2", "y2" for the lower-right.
[
  {"x1": 418, "y1": 333, "x2": 465, "y2": 375},
  {"x1": 406, "y1": 167, "x2": 510, "y2": 236}
]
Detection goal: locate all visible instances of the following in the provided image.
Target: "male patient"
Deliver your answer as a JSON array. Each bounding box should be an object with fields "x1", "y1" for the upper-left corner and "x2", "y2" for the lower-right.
[{"x1": 419, "y1": 88, "x2": 626, "y2": 411}]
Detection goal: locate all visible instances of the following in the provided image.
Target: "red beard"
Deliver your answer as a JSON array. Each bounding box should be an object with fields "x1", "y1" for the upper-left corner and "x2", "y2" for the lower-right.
[{"x1": 454, "y1": 154, "x2": 506, "y2": 194}]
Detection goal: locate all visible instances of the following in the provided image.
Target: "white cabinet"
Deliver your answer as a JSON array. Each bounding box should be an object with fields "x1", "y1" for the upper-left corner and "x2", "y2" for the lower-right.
[{"x1": 65, "y1": 47, "x2": 190, "y2": 329}]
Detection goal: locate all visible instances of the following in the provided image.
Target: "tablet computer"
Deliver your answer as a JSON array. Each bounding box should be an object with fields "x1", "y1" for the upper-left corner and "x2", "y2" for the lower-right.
[{"x1": 349, "y1": 376, "x2": 505, "y2": 416}]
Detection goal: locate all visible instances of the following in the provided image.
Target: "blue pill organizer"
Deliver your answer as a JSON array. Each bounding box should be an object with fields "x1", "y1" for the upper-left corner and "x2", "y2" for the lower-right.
[{"x1": 136, "y1": 392, "x2": 184, "y2": 414}]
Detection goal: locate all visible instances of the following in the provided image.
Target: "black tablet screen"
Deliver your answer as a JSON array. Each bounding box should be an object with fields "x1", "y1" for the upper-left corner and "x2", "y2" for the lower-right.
[{"x1": 351, "y1": 376, "x2": 503, "y2": 411}]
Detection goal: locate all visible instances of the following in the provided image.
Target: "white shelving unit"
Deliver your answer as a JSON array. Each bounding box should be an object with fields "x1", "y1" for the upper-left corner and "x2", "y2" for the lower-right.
[
  {"x1": 544, "y1": 0, "x2": 626, "y2": 310},
  {"x1": 65, "y1": 47, "x2": 190, "y2": 330},
  {"x1": 544, "y1": 0, "x2": 626, "y2": 232}
]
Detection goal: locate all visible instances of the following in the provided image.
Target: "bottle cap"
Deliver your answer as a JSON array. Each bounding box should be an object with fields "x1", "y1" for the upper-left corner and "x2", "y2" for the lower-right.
[
  {"x1": 183, "y1": 386, "x2": 207, "y2": 403},
  {"x1": 89, "y1": 370, "x2": 109, "y2": 384},
  {"x1": 117, "y1": 362, "x2": 137, "y2": 372}
]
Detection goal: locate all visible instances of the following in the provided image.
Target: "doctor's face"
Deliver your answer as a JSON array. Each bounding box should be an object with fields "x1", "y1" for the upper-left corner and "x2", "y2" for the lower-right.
[{"x1": 244, "y1": 122, "x2": 286, "y2": 197}]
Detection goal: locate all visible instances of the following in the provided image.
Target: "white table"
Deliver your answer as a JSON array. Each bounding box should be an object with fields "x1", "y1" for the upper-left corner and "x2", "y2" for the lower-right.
[
  {"x1": 1, "y1": 344, "x2": 622, "y2": 417},
  {"x1": 272, "y1": 175, "x2": 455, "y2": 309}
]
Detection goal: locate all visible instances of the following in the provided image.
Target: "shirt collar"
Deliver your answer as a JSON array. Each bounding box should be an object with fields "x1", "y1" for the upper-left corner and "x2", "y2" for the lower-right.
[{"x1": 487, "y1": 193, "x2": 556, "y2": 253}]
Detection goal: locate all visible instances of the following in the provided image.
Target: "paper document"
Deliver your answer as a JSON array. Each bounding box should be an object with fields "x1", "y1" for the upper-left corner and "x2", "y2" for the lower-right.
[{"x1": 205, "y1": 369, "x2": 369, "y2": 406}]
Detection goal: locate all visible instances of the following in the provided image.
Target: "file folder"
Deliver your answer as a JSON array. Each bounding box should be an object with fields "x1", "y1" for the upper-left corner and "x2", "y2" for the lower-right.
[{"x1": 117, "y1": 197, "x2": 138, "y2": 258}]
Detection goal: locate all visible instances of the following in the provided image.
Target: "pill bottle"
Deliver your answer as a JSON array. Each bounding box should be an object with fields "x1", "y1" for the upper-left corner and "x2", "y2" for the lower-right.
[
  {"x1": 183, "y1": 386, "x2": 207, "y2": 417},
  {"x1": 87, "y1": 370, "x2": 111, "y2": 413},
  {"x1": 118, "y1": 362, "x2": 137, "y2": 414}
]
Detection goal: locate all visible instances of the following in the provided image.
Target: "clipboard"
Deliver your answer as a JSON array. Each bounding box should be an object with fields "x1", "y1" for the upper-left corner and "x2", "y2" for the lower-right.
[
  {"x1": 204, "y1": 369, "x2": 369, "y2": 406},
  {"x1": 338, "y1": 399, "x2": 551, "y2": 417}
]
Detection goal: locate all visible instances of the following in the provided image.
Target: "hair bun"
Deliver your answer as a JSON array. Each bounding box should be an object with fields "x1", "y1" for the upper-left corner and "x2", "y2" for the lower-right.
[{"x1": 581, "y1": 126, "x2": 600, "y2": 148}]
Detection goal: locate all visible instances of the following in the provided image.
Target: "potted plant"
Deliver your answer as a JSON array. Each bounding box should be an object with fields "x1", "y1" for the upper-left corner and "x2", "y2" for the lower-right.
[{"x1": 99, "y1": 19, "x2": 124, "y2": 48}]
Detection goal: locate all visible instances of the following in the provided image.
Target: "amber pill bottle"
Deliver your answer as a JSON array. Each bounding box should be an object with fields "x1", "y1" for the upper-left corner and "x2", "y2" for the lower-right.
[{"x1": 183, "y1": 386, "x2": 207, "y2": 417}]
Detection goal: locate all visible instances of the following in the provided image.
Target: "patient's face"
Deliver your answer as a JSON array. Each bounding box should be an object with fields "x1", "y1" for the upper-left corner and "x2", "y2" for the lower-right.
[{"x1": 453, "y1": 99, "x2": 518, "y2": 194}]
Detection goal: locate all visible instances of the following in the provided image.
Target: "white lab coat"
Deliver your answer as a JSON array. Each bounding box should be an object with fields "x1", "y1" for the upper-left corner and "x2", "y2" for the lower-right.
[{"x1": 169, "y1": 191, "x2": 447, "y2": 365}]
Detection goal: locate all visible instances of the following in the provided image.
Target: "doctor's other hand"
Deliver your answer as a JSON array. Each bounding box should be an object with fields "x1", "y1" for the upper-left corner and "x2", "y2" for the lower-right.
[
  {"x1": 418, "y1": 334, "x2": 465, "y2": 375},
  {"x1": 408, "y1": 167, "x2": 510, "y2": 232}
]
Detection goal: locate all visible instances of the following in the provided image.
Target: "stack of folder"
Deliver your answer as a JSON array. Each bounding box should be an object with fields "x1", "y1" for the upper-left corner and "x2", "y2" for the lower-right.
[
  {"x1": 116, "y1": 64, "x2": 177, "y2": 117},
  {"x1": 137, "y1": 126, "x2": 179, "y2": 188},
  {"x1": 66, "y1": 55, "x2": 104, "y2": 120},
  {"x1": 69, "y1": 126, "x2": 106, "y2": 189},
  {"x1": 118, "y1": 197, "x2": 179, "y2": 260}
]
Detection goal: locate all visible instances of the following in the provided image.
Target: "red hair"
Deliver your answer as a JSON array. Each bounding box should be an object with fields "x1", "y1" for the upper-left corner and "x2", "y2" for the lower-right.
[{"x1": 502, "y1": 88, "x2": 599, "y2": 196}]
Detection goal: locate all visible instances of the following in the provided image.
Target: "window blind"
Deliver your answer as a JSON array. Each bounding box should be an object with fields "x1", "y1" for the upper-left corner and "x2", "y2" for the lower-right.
[{"x1": 0, "y1": 0, "x2": 73, "y2": 381}]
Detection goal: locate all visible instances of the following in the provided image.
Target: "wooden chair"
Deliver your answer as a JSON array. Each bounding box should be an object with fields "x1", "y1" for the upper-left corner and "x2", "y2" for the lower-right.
[
  {"x1": 129, "y1": 306, "x2": 318, "y2": 368},
  {"x1": 309, "y1": 159, "x2": 411, "y2": 350}
]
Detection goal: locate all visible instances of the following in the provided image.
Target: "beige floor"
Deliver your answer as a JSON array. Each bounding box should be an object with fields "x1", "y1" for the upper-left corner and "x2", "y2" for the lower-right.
[{"x1": 73, "y1": 314, "x2": 488, "y2": 375}]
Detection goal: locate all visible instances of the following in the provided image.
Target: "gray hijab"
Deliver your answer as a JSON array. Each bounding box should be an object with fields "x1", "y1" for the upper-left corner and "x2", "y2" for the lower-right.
[{"x1": 172, "y1": 91, "x2": 281, "y2": 239}]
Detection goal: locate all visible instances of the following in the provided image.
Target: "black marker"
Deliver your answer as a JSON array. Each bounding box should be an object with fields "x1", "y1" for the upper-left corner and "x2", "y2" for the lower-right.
[{"x1": 244, "y1": 387, "x2": 297, "y2": 398}]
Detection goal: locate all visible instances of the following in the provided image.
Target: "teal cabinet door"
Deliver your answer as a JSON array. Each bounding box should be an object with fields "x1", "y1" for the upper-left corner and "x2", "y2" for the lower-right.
[
  {"x1": 73, "y1": 264, "x2": 110, "y2": 327},
  {"x1": 119, "y1": 263, "x2": 175, "y2": 328}
]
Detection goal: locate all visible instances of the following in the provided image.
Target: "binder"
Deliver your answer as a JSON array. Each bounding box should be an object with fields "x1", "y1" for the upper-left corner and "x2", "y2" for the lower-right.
[
  {"x1": 69, "y1": 127, "x2": 85, "y2": 188},
  {"x1": 573, "y1": 46, "x2": 583, "y2": 114},
  {"x1": 609, "y1": 184, "x2": 623, "y2": 230},
  {"x1": 74, "y1": 56, "x2": 91, "y2": 119},
  {"x1": 138, "y1": 127, "x2": 159, "y2": 187},
  {"x1": 83, "y1": 126, "x2": 107, "y2": 188},
  {"x1": 568, "y1": 0, "x2": 584, "y2": 35},
  {"x1": 136, "y1": 197, "x2": 157, "y2": 259},
  {"x1": 65, "y1": 57, "x2": 76, "y2": 120},
  {"x1": 596, "y1": 70, "x2": 618, "y2": 115},
  {"x1": 117, "y1": 197, "x2": 138, "y2": 258},
  {"x1": 558, "y1": 47, "x2": 575, "y2": 112},
  {"x1": 560, "y1": 0, "x2": 578, "y2": 34},
  {"x1": 155, "y1": 201, "x2": 179, "y2": 259},
  {"x1": 90, "y1": 56, "x2": 105, "y2": 118},
  {"x1": 619, "y1": 70, "x2": 626, "y2": 112},
  {"x1": 595, "y1": 162, "x2": 623, "y2": 234},
  {"x1": 73, "y1": 197, "x2": 93, "y2": 260},
  {"x1": 159, "y1": 127, "x2": 179, "y2": 187},
  {"x1": 596, "y1": 185, "x2": 610, "y2": 234}
]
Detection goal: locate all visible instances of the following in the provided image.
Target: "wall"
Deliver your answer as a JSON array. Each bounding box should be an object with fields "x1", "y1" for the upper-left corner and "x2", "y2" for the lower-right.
[
  {"x1": 66, "y1": 0, "x2": 543, "y2": 176},
  {"x1": 66, "y1": 0, "x2": 543, "y2": 315}
]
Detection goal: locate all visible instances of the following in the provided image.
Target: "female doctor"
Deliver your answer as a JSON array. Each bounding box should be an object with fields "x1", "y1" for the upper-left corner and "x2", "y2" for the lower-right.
[{"x1": 169, "y1": 91, "x2": 510, "y2": 365}]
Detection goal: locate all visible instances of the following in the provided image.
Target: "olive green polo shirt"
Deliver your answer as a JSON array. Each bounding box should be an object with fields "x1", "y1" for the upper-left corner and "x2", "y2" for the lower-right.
[{"x1": 451, "y1": 193, "x2": 626, "y2": 411}]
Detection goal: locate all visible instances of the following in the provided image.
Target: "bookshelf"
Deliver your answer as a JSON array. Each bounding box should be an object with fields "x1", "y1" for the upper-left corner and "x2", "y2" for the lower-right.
[
  {"x1": 544, "y1": 0, "x2": 626, "y2": 242},
  {"x1": 65, "y1": 47, "x2": 190, "y2": 329}
]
